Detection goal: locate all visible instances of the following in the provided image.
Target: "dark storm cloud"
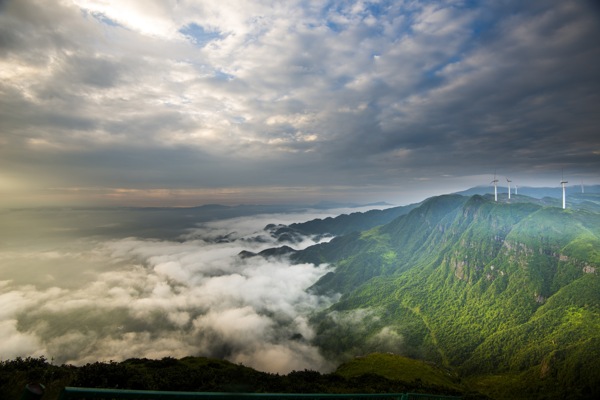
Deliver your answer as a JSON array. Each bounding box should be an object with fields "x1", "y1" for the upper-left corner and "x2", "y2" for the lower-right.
[
  {"x1": 347, "y1": 1, "x2": 600, "y2": 178},
  {"x1": 58, "y1": 54, "x2": 124, "y2": 88},
  {"x1": 0, "y1": 84, "x2": 98, "y2": 137}
]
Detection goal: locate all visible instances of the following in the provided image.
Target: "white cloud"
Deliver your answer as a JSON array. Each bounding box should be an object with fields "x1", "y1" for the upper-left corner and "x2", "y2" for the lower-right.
[
  {"x1": 0, "y1": 0, "x2": 599, "y2": 204},
  {"x1": 72, "y1": 0, "x2": 183, "y2": 39},
  {"x1": 0, "y1": 211, "x2": 339, "y2": 373},
  {"x1": 0, "y1": 320, "x2": 47, "y2": 359}
]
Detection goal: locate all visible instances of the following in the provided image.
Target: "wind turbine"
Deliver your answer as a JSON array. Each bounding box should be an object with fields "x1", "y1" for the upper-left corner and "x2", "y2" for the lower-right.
[
  {"x1": 491, "y1": 171, "x2": 499, "y2": 202},
  {"x1": 506, "y1": 178, "x2": 512, "y2": 200},
  {"x1": 561, "y1": 171, "x2": 568, "y2": 210},
  {"x1": 515, "y1": 184, "x2": 518, "y2": 195}
]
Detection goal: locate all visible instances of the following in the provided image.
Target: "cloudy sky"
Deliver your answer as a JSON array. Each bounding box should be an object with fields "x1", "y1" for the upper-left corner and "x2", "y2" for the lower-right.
[{"x1": 1, "y1": 0, "x2": 599, "y2": 207}]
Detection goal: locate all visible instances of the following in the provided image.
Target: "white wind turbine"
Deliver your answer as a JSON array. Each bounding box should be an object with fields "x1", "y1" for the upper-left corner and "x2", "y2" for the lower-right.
[
  {"x1": 561, "y1": 171, "x2": 568, "y2": 210},
  {"x1": 491, "y1": 171, "x2": 499, "y2": 202},
  {"x1": 506, "y1": 177, "x2": 512, "y2": 200}
]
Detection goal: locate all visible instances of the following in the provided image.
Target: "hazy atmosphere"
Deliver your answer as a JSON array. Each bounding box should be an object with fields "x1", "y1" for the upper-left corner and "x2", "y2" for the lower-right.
[
  {"x1": 1, "y1": 0, "x2": 600, "y2": 380},
  {"x1": 1, "y1": 205, "x2": 372, "y2": 373},
  {"x1": 1, "y1": 0, "x2": 599, "y2": 207}
]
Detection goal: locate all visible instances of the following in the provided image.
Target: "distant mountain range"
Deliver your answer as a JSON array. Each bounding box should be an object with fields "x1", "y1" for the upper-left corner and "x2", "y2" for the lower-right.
[
  {"x1": 456, "y1": 184, "x2": 600, "y2": 199},
  {"x1": 5, "y1": 190, "x2": 600, "y2": 398},
  {"x1": 258, "y1": 191, "x2": 600, "y2": 399}
]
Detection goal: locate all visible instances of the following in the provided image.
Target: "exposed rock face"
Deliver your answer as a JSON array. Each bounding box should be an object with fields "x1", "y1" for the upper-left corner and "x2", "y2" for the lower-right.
[{"x1": 583, "y1": 265, "x2": 596, "y2": 274}]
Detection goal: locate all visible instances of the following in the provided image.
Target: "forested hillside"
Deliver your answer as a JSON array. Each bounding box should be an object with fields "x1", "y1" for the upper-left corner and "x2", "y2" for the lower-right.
[
  {"x1": 0, "y1": 355, "x2": 467, "y2": 399},
  {"x1": 5, "y1": 193, "x2": 599, "y2": 399},
  {"x1": 289, "y1": 202, "x2": 420, "y2": 236},
  {"x1": 292, "y1": 194, "x2": 600, "y2": 399}
]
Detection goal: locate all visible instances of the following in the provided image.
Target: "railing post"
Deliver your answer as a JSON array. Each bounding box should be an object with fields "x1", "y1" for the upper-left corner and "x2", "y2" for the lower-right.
[{"x1": 20, "y1": 383, "x2": 46, "y2": 400}]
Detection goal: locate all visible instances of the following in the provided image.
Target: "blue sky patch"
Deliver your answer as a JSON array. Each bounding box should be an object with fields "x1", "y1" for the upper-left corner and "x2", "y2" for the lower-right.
[
  {"x1": 179, "y1": 23, "x2": 223, "y2": 47},
  {"x1": 90, "y1": 11, "x2": 122, "y2": 28},
  {"x1": 213, "y1": 69, "x2": 234, "y2": 81}
]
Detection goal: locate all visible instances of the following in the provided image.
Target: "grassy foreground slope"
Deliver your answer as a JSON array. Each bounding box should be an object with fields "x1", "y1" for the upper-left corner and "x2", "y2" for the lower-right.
[
  {"x1": 301, "y1": 194, "x2": 600, "y2": 399},
  {"x1": 334, "y1": 353, "x2": 462, "y2": 391}
]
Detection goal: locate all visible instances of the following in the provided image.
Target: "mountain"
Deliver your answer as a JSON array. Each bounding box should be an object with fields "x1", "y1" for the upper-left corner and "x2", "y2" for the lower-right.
[
  {"x1": 287, "y1": 193, "x2": 600, "y2": 399},
  {"x1": 455, "y1": 185, "x2": 600, "y2": 212},
  {"x1": 289, "y1": 202, "x2": 420, "y2": 236},
  {"x1": 309, "y1": 201, "x2": 395, "y2": 209}
]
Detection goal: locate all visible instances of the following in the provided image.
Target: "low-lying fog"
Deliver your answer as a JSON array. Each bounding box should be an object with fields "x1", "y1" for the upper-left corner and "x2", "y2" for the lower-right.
[{"x1": 0, "y1": 205, "x2": 374, "y2": 373}]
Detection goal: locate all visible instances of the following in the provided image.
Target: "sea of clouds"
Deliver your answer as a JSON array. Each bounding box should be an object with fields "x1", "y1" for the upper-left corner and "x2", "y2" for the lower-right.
[{"x1": 0, "y1": 208, "x2": 372, "y2": 373}]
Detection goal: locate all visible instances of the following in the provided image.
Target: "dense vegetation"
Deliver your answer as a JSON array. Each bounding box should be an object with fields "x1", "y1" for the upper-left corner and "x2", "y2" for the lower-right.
[
  {"x1": 294, "y1": 194, "x2": 600, "y2": 399},
  {"x1": 1, "y1": 354, "x2": 474, "y2": 399},
  {"x1": 5, "y1": 192, "x2": 600, "y2": 399},
  {"x1": 289, "y1": 202, "x2": 420, "y2": 236}
]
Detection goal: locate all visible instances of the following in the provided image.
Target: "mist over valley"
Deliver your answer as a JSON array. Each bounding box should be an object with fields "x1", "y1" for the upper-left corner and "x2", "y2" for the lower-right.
[
  {"x1": 1, "y1": 0, "x2": 600, "y2": 397},
  {"x1": 2, "y1": 187, "x2": 600, "y2": 398},
  {"x1": 0, "y1": 204, "x2": 373, "y2": 373}
]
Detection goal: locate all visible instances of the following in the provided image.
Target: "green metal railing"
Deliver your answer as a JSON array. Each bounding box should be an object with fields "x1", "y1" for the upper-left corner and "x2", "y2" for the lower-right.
[{"x1": 55, "y1": 388, "x2": 460, "y2": 400}]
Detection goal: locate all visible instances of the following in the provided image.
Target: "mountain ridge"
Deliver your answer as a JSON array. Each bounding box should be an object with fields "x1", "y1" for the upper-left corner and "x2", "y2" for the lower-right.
[{"x1": 280, "y1": 192, "x2": 600, "y2": 399}]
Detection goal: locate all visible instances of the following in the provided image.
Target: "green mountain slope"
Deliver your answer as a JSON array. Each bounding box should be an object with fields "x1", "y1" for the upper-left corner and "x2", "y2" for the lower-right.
[
  {"x1": 298, "y1": 195, "x2": 467, "y2": 295},
  {"x1": 290, "y1": 202, "x2": 420, "y2": 236},
  {"x1": 295, "y1": 194, "x2": 600, "y2": 399},
  {"x1": 334, "y1": 353, "x2": 463, "y2": 393}
]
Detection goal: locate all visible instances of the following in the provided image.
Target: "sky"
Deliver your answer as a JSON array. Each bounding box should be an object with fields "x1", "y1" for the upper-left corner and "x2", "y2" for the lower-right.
[{"x1": 1, "y1": 0, "x2": 599, "y2": 207}]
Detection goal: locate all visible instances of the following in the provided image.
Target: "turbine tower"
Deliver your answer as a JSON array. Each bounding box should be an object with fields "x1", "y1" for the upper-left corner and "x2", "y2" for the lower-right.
[
  {"x1": 561, "y1": 172, "x2": 568, "y2": 210},
  {"x1": 506, "y1": 178, "x2": 512, "y2": 200},
  {"x1": 515, "y1": 184, "x2": 518, "y2": 195},
  {"x1": 491, "y1": 171, "x2": 499, "y2": 202}
]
